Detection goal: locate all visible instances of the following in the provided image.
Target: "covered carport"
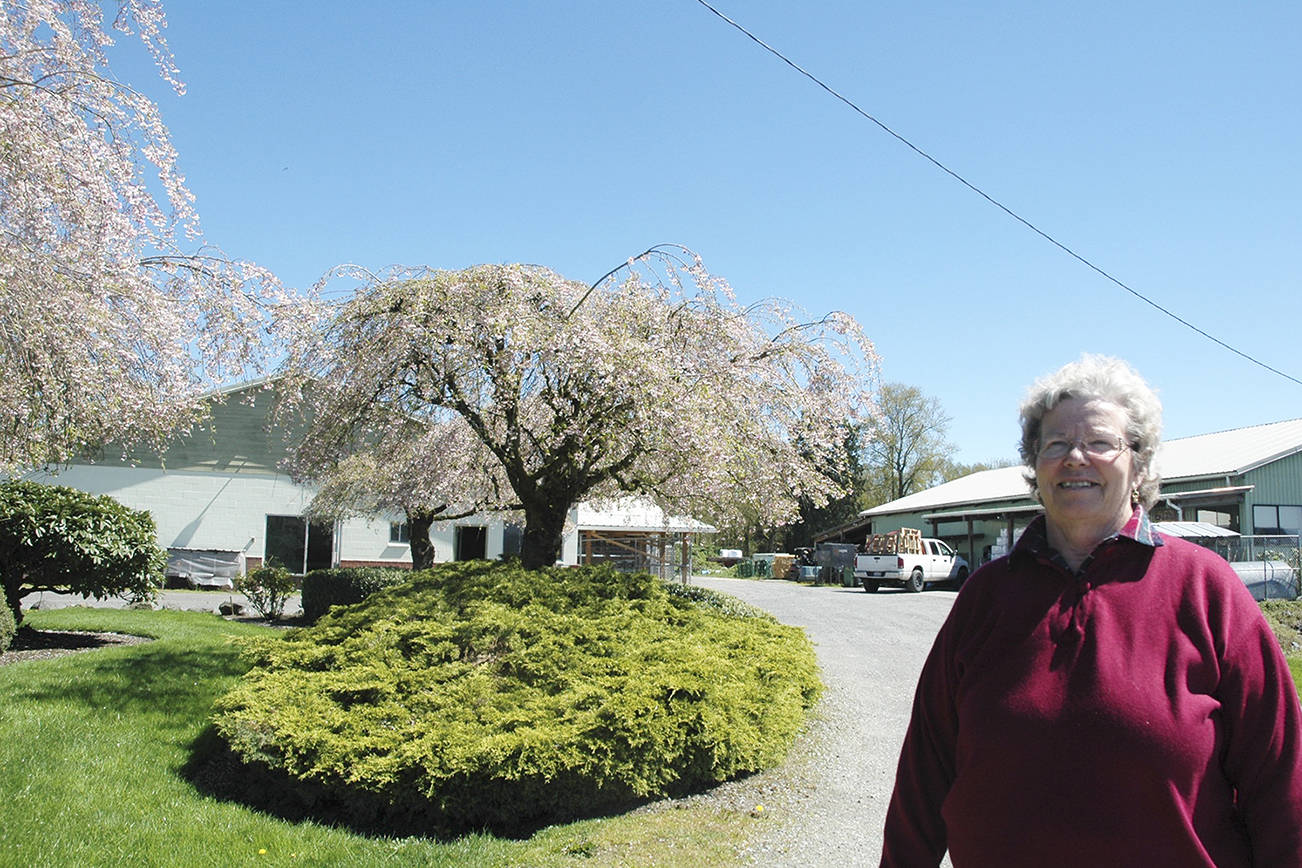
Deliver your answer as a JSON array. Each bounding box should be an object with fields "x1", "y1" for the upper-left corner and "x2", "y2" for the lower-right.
[
  {"x1": 920, "y1": 503, "x2": 1044, "y2": 567},
  {"x1": 1152, "y1": 485, "x2": 1253, "y2": 532},
  {"x1": 575, "y1": 501, "x2": 715, "y2": 582}
]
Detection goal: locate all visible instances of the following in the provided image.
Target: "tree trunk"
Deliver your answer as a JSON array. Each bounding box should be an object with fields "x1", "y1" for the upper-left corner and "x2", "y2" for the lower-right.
[
  {"x1": 519, "y1": 502, "x2": 570, "y2": 570},
  {"x1": 3, "y1": 580, "x2": 22, "y2": 627},
  {"x1": 407, "y1": 509, "x2": 437, "y2": 571}
]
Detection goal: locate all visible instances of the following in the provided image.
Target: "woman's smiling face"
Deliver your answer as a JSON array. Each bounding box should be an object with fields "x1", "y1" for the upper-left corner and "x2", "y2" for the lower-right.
[{"x1": 1035, "y1": 397, "x2": 1139, "y2": 543}]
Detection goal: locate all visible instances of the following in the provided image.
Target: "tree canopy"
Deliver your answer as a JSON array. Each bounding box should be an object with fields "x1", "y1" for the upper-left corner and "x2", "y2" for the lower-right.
[
  {"x1": 860, "y1": 382, "x2": 955, "y2": 506},
  {"x1": 0, "y1": 1, "x2": 286, "y2": 468},
  {"x1": 858, "y1": 383, "x2": 1018, "y2": 510},
  {"x1": 278, "y1": 251, "x2": 879, "y2": 569}
]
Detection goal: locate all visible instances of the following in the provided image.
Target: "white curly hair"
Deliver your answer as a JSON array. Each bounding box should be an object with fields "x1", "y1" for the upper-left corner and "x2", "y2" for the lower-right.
[{"x1": 1018, "y1": 354, "x2": 1163, "y2": 508}]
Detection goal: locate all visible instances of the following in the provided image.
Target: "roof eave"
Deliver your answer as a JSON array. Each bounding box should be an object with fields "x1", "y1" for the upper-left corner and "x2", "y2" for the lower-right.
[{"x1": 861, "y1": 491, "x2": 1032, "y2": 518}]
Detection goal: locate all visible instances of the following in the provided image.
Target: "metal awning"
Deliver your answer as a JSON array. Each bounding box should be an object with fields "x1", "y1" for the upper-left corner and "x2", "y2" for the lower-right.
[
  {"x1": 922, "y1": 503, "x2": 1044, "y2": 521},
  {"x1": 1160, "y1": 485, "x2": 1253, "y2": 503},
  {"x1": 813, "y1": 516, "x2": 874, "y2": 543},
  {"x1": 1152, "y1": 521, "x2": 1240, "y2": 539}
]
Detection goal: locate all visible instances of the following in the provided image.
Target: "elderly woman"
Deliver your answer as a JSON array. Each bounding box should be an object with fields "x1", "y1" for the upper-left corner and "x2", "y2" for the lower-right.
[{"x1": 880, "y1": 355, "x2": 1302, "y2": 867}]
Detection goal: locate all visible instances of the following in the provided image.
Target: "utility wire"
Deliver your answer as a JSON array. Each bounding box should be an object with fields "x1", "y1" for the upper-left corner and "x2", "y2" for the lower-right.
[{"x1": 694, "y1": 0, "x2": 1302, "y2": 388}]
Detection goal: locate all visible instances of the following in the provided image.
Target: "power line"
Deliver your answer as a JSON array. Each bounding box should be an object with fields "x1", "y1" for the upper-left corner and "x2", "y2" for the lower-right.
[{"x1": 693, "y1": 0, "x2": 1302, "y2": 388}]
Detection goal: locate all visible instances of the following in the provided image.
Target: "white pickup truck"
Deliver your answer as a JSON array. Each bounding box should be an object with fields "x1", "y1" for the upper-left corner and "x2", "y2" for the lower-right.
[{"x1": 856, "y1": 532, "x2": 969, "y2": 593}]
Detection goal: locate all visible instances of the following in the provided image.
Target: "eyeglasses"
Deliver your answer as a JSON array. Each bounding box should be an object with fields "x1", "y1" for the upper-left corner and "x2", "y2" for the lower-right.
[{"x1": 1037, "y1": 436, "x2": 1130, "y2": 461}]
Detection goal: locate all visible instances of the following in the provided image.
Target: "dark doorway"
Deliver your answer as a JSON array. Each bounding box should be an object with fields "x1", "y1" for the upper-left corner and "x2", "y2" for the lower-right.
[
  {"x1": 502, "y1": 523, "x2": 523, "y2": 557},
  {"x1": 455, "y1": 525, "x2": 487, "y2": 561},
  {"x1": 265, "y1": 515, "x2": 334, "y2": 574}
]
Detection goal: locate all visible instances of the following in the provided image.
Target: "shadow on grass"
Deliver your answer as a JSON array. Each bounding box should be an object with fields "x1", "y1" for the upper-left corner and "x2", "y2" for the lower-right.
[
  {"x1": 4, "y1": 640, "x2": 247, "y2": 714},
  {"x1": 180, "y1": 724, "x2": 724, "y2": 841},
  {"x1": 7, "y1": 626, "x2": 143, "y2": 652}
]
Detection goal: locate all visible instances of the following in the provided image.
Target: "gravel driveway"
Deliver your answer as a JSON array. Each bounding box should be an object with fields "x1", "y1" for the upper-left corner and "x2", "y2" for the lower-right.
[{"x1": 688, "y1": 576, "x2": 957, "y2": 867}]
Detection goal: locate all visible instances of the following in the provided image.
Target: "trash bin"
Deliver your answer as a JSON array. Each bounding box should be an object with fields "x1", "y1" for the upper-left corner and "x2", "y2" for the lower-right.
[
  {"x1": 752, "y1": 552, "x2": 778, "y2": 578},
  {"x1": 799, "y1": 565, "x2": 820, "y2": 583},
  {"x1": 738, "y1": 559, "x2": 754, "y2": 578},
  {"x1": 841, "y1": 565, "x2": 856, "y2": 587}
]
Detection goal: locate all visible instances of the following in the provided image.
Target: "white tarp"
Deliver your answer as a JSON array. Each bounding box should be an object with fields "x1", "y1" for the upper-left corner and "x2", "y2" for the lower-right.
[
  {"x1": 165, "y1": 548, "x2": 245, "y2": 589},
  {"x1": 1228, "y1": 560, "x2": 1299, "y2": 601}
]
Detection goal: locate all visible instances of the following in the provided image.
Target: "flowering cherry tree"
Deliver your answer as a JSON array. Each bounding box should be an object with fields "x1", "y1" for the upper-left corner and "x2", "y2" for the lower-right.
[
  {"x1": 279, "y1": 249, "x2": 880, "y2": 570},
  {"x1": 0, "y1": 1, "x2": 287, "y2": 468}
]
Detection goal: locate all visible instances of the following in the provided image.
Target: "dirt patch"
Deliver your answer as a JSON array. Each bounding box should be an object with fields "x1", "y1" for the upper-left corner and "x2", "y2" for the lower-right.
[
  {"x1": 1261, "y1": 600, "x2": 1302, "y2": 656},
  {"x1": 0, "y1": 628, "x2": 153, "y2": 667}
]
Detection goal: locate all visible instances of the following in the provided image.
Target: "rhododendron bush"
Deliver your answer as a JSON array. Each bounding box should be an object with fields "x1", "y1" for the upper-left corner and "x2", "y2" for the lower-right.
[
  {"x1": 278, "y1": 248, "x2": 880, "y2": 569},
  {"x1": 0, "y1": 1, "x2": 288, "y2": 468}
]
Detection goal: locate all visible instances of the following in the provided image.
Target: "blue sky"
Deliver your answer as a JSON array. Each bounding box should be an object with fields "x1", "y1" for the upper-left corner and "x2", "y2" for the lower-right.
[{"x1": 113, "y1": 1, "x2": 1301, "y2": 464}]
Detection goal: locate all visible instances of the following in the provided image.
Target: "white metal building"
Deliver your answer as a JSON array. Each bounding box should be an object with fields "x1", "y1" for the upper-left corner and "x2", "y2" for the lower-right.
[{"x1": 23, "y1": 383, "x2": 713, "y2": 578}]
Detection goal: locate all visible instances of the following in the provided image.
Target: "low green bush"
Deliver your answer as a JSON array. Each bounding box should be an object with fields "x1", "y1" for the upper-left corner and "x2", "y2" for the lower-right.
[
  {"x1": 235, "y1": 566, "x2": 298, "y2": 621},
  {"x1": 299, "y1": 566, "x2": 409, "y2": 624},
  {"x1": 213, "y1": 561, "x2": 821, "y2": 835},
  {"x1": 661, "y1": 581, "x2": 773, "y2": 619},
  {"x1": 0, "y1": 601, "x2": 15, "y2": 652}
]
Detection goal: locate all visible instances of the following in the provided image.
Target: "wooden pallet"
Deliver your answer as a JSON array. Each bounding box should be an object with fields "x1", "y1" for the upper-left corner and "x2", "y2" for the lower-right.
[{"x1": 862, "y1": 527, "x2": 923, "y2": 555}]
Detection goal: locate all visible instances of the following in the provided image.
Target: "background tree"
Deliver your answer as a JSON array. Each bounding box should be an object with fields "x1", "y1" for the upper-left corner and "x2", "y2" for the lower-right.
[
  {"x1": 278, "y1": 251, "x2": 879, "y2": 570},
  {"x1": 939, "y1": 456, "x2": 1019, "y2": 482},
  {"x1": 780, "y1": 424, "x2": 867, "y2": 549},
  {"x1": 0, "y1": 1, "x2": 286, "y2": 469},
  {"x1": 860, "y1": 383, "x2": 955, "y2": 506}
]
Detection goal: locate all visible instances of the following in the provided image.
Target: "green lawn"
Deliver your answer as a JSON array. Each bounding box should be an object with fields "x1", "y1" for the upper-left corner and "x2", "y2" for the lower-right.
[
  {"x1": 7, "y1": 601, "x2": 1299, "y2": 867},
  {"x1": 0, "y1": 608, "x2": 757, "y2": 867}
]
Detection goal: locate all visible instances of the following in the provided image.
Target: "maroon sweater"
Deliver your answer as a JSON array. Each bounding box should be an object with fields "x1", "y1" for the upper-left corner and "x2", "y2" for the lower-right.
[{"x1": 881, "y1": 516, "x2": 1302, "y2": 867}]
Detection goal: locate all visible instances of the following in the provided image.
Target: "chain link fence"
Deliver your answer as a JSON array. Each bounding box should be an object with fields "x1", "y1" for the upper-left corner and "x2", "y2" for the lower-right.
[{"x1": 1214, "y1": 534, "x2": 1302, "y2": 601}]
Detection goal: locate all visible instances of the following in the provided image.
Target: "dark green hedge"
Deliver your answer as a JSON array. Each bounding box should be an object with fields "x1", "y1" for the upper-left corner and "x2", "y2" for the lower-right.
[
  {"x1": 299, "y1": 566, "x2": 409, "y2": 624},
  {"x1": 212, "y1": 561, "x2": 821, "y2": 835},
  {"x1": 0, "y1": 480, "x2": 164, "y2": 623}
]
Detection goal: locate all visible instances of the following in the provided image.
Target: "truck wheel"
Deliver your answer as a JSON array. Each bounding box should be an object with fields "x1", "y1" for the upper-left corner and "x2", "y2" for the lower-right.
[
  {"x1": 862, "y1": 579, "x2": 879, "y2": 593},
  {"x1": 906, "y1": 568, "x2": 925, "y2": 593}
]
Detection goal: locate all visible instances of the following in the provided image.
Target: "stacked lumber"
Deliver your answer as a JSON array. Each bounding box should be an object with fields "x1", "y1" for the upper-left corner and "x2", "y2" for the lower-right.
[{"x1": 772, "y1": 553, "x2": 795, "y2": 580}]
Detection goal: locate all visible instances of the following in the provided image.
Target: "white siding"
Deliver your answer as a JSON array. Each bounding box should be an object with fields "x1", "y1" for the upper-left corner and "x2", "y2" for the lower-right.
[
  {"x1": 24, "y1": 465, "x2": 592, "y2": 567},
  {"x1": 26, "y1": 466, "x2": 416, "y2": 566}
]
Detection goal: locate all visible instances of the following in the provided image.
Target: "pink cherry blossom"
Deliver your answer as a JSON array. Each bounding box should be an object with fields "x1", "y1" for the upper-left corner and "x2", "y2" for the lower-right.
[
  {"x1": 0, "y1": 1, "x2": 287, "y2": 468},
  {"x1": 277, "y1": 249, "x2": 880, "y2": 569}
]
